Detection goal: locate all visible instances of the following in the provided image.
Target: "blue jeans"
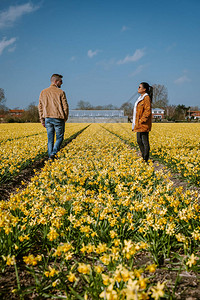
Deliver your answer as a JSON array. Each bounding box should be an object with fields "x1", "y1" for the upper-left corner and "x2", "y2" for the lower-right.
[{"x1": 45, "y1": 118, "x2": 65, "y2": 157}]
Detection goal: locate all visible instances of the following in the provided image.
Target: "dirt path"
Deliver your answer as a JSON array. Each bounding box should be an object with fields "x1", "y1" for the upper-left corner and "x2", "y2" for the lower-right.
[
  {"x1": 0, "y1": 125, "x2": 90, "y2": 201},
  {"x1": 151, "y1": 156, "x2": 200, "y2": 195},
  {"x1": 0, "y1": 156, "x2": 47, "y2": 200}
]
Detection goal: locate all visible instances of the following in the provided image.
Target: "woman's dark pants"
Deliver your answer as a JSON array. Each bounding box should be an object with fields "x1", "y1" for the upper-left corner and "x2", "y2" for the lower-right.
[{"x1": 137, "y1": 132, "x2": 150, "y2": 162}]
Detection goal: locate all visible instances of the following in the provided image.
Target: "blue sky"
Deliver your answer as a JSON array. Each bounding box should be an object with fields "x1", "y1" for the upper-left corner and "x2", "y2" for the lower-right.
[{"x1": 0, "y1": 0, "x2": 200, "y2": 109}]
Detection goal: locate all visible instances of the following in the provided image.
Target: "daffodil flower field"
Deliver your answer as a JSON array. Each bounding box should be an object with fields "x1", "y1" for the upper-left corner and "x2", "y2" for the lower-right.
[
  {"x1": 102, "y1": 123, "x2": 200, "y2": 186},
  {"x1": 0, "y1": 123, "x2": 200, "y2": 299},
  {"x1": 0, "y1": 123, "x2": 88, "y2": 183}
]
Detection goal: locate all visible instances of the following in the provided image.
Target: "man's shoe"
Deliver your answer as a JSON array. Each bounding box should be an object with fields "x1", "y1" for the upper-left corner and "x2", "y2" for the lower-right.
[{"x1": 49, "y1": 154, "x2": 55, "y2": 161}]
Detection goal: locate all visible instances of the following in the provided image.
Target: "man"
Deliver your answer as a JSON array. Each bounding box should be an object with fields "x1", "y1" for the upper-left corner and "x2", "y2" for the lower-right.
[{"x1": 38, "y1": 74, "x2": 69, "y2": 160}]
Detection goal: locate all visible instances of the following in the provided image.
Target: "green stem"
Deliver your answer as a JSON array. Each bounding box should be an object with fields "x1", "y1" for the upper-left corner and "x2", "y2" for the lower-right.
[
  {"x1": 167, "y1": 236, "x2": 171, "y2": 258},
  {"x1": 172, "y1": 266, "x2": 182, "y2": 298},
  {"x1": 14, "y1": 262, "x2": 24, "y2": 300},
  {"x1": 69, "y1": 286, "x2": 85, "y2": 300}
]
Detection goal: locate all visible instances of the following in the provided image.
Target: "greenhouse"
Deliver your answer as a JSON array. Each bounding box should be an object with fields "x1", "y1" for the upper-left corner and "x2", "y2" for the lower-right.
[{"x1": 68, "y1": 110, "x2": 128, "y2": 123}]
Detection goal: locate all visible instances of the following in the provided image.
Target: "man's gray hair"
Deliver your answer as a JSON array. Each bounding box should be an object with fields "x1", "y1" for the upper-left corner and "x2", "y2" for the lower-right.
[{"x1": 51, "y1": 74, "x2": 63, "y2": 82}]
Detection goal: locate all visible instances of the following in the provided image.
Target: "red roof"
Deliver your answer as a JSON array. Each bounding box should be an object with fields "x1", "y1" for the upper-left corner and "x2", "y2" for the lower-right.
[
  {"x1": 190, "y1": 111, "x2": 200, "y2": 116},
  {"x1": 9, "y1": 109, "x2": 24, "y2": 113}
]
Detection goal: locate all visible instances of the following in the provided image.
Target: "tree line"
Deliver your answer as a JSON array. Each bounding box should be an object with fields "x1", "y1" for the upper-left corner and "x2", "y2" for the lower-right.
[
  {"x1": 75, "y1": 84, "x2": 199, "y2": 121},
  {"x1": 0, "y1": 88, "x2": 40, "y2": 123},
  {"x1": 0, "y1": 85, "x2": 199, "y2": 123}
]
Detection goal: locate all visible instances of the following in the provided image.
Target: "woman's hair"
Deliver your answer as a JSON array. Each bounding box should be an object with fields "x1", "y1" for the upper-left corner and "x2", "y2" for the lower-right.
[{"x1": 141, "y1": 82, "x2": 153, "y2": 102}]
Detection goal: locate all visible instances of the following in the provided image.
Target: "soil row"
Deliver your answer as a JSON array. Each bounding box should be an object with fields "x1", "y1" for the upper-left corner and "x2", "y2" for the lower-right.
[{"x1": 0, "y1": 125, "x2": 90, "y2": 201}]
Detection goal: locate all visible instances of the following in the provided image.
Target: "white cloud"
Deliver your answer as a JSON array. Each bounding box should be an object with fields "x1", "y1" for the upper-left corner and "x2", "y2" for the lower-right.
[
  {"x1": 0, "y1": 37, "x2": 16, "y2": 55},
  {"x1": 174, "y1": 74, "x2": 191, "y2": 84},
  {"x1": 130, "y1": 64, "x2": 147, "y2": 77},
  {"x1": 117, "y1": 49, "x2": 145, "y2": 65},
  {"x1": 121, "y1": 25, "x2": 130, "y2": 32},
  {"x1": 70, "y1": 56, "x2": 76, "y2": 61},
  {"x1": 87, "y1": 49, "x2": 99, "y2": 58},
  {"x1": 0, "y1": 3, "x2": 39, "y2": 29},
  {"x1": 8, "y1": 45, "x2": 16, "y2": 52}
]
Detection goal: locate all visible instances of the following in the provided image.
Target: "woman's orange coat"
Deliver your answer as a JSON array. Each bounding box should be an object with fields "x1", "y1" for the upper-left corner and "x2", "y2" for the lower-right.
[{"x1": 133, "y1": 95, "x2": 152, "y2": 132}]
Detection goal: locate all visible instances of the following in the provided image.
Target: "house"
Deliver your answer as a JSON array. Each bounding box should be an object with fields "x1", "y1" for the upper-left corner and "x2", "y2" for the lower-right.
[
  {"x1": 9, "y1": 109, "x2": 24, "y2": 118},
  {"x1": 152, "y1": 108, "x2": 165, "y2": 119},
  {"x1": 0, "y1": 109, "x2": 25, "y2": 122},
  {"x1": 187, "y1": 111, "x2": 200, "y2": 120},
  {"x1": 0, "y1": 114, "x2": 6, "y2": 122}
]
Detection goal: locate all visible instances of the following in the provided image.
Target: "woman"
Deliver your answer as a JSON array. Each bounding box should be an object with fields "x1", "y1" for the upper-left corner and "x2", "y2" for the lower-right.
[{"x1": 132, "y1": 82, "x2": 153, "y2": 162}]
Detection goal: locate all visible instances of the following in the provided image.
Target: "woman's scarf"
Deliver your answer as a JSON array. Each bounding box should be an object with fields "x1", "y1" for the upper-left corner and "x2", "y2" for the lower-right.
[{"x1": 132, "y1": 93, "x2": 148, "y2": 130}]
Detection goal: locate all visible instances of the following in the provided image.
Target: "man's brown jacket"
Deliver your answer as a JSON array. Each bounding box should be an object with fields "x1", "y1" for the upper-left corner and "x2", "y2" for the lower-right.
[{"x1": 38, "y1": 84, "x2": 69, "y2": 123}]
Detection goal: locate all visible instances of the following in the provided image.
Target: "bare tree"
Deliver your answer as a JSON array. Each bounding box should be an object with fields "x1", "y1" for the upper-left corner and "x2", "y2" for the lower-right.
[
  {"x1": 76, "y1": 100, "x2": 118, "y2": 110},
  {"x1": 0, "y1": 88, "x2": 6, "y2": 107},
  {"x1": 189, "y1": 106, "x2": 199, "y2": 111},
  {"x1": 22, "y1": 103, "x2": 40, "y2": 122},
  {"x1": 76, "y1": 100, "x2": 93, "y2": 110},
  {"x1": 0, "y1": 88, "x2": 8, "y2": 117},
  {"x1": 152, "y1": 84, "x2": 169, "y2": 108},
  {"x1": 0, "y1": 88, "x2": 5, "y2": 104},
  {"x1": 120, "y1": 102, "x2": 133, "y2": 117},
  {"x1": 103, "y1": 104, "x2": 118, "y2": 110},
  {"x1": 165, "y1": 105, "x2": 177, "y2": 120}
]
